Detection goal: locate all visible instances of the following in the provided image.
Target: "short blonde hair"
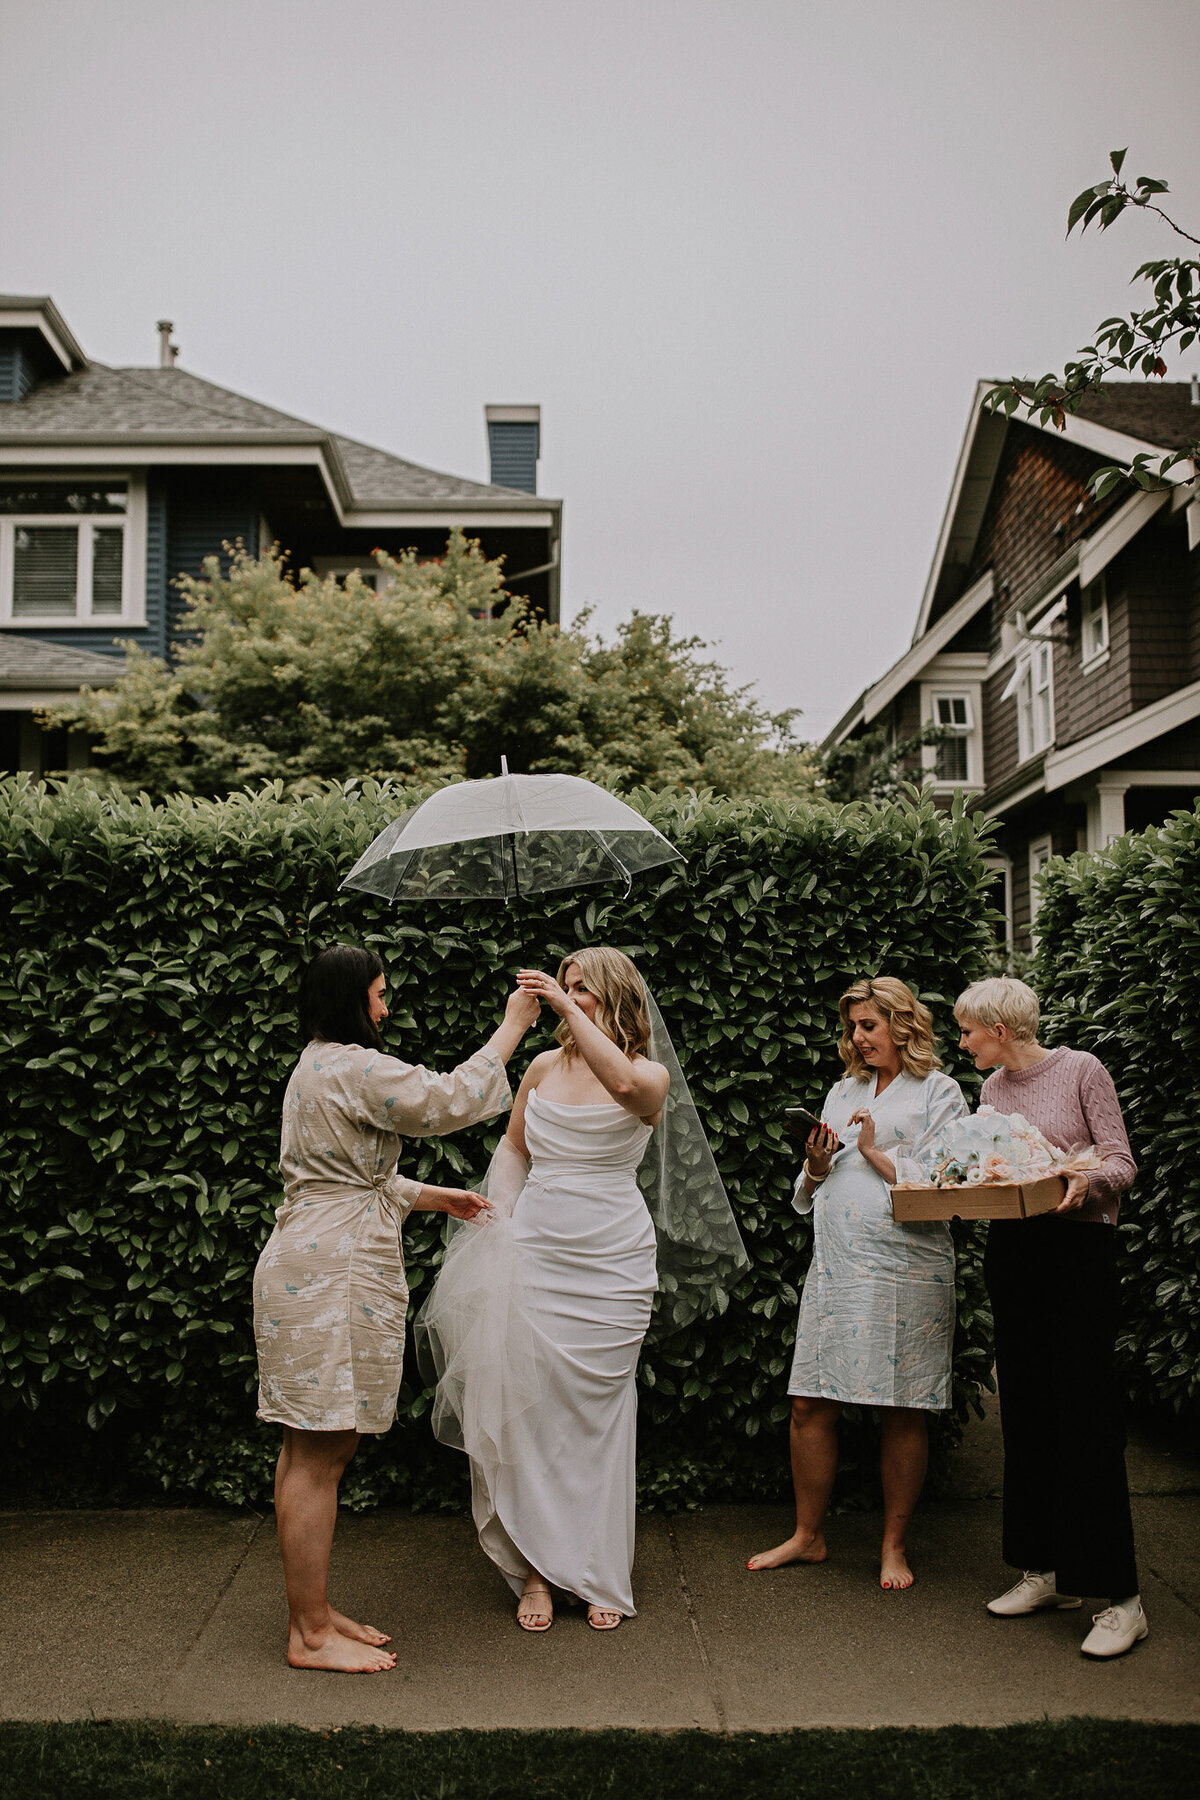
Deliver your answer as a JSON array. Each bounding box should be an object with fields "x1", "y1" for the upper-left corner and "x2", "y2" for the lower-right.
[
  {"x1": 954, "y1": 976, "x2": 1040, "y2": 1043},
  {"x1": 555, "y1": 947, "x2": 651, "y2": 1061},
  {"x1": 838, "y1": 976, "x2": 941, "y2": 1080}
]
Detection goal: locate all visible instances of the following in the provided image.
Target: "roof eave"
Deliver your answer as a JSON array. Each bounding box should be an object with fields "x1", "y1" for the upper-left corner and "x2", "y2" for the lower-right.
[
  {"x1": 0, "y1": 428, "x2": 559, "y2": 523},
  {"x1": 346, "y1": 493, "x2": 561, "y2": 514},
  {"x1": 0, "y1": 297, "x2": 89, "y2": 372}
]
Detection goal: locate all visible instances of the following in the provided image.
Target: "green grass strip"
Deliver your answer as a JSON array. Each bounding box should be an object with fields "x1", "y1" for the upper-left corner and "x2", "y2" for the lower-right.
[{"x1": 0, "y1": 1720, "x2": 1197, "y2": 1800}]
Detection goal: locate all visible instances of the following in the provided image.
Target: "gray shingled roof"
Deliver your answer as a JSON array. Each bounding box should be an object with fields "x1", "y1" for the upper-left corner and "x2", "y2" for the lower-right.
[
  {"x1": 1074, "y1": 381, "x2": 1200, "y2": 452},
  {"x1": 0, "y1": 637, "x2": 125, "y2": 691},
  {"x1": 0, "y1": 364, "x2": 541, "y2": 507}
]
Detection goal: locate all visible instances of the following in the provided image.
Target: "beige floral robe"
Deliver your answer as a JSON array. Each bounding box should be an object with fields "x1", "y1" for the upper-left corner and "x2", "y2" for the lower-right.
[{"x1": 254, "y1": 1040, "x2": 510, "y2": 1434}]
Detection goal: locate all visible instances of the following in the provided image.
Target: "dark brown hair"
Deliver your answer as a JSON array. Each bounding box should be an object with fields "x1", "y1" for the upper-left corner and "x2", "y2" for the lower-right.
[{"x1": 299, "y1": 944, "x2": 385, "y2": 1051}]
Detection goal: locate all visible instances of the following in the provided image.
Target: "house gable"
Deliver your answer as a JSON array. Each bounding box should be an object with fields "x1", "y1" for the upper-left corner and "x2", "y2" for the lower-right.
[{"x1": 824, "y1": 379, "x2": 1200, "y2": 952}]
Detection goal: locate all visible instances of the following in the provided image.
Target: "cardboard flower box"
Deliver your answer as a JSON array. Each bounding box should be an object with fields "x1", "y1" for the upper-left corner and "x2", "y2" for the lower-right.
[{"x1": 890, "y1": 1173, "x2": 1066, "y2": 1222}]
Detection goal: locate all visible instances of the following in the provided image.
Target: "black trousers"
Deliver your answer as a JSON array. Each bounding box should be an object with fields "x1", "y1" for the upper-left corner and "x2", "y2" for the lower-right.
[{"x1": 984, "y1": 1216, "x2": 1139, "y2": 1599}]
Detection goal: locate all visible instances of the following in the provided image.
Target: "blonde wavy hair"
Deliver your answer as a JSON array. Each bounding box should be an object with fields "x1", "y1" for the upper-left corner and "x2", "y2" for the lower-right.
[
  {"x1": 837, "y1": 976, "x2": 941, "y2": 1080},
  {"x1": 555, "y1": 946, "x2": 652, "y2": 1062}
]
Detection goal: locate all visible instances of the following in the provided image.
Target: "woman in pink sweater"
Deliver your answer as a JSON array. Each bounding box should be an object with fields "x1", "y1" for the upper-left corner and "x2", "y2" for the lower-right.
[{"x1": 954, "y1": 976, "x2": 1144, "y2": 1660}]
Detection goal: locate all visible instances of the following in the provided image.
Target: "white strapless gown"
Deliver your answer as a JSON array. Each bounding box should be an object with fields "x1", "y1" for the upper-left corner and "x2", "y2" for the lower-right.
[{"x1": 419, "y1": 1088, "x2": 657, "y2": 1616}]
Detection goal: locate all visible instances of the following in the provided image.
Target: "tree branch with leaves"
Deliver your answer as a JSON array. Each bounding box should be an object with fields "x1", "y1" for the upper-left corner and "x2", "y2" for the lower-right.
[{"x1": 985, "y1": 149, "x2": 1199, "y2": 501}]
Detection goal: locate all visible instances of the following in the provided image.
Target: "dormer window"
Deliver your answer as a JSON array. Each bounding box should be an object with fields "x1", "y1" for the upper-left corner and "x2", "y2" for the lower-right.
[{"x1": 0, "y1": 480, "x2": 143, "y2": 625}]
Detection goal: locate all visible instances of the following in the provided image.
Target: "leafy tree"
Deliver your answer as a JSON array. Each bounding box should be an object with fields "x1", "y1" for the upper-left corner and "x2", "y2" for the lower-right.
[
  {"x1": 986, "y1": 150, "x2": 1199, "y2": 498},
  {"x1": 813, "y1": 722, "x2": 951, "y2": 806},
  {"x1": 43, "y1": 532, "x2": 818, "y2": 803}
]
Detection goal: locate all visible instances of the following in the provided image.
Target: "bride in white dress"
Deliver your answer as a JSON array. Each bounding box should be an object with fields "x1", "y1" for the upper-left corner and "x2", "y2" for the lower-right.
[{"x1": 417, "y1": 947, "x2": 670, "y2": 1631}]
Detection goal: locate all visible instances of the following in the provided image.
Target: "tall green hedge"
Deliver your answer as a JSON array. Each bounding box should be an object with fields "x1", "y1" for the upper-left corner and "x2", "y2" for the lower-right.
[
  {"x1": 0, "y1": 777, "x2": 997, "y2": 1509},
  {"x1": 1032, "y1": 802, "x2": 1200, "y2": 1416}
]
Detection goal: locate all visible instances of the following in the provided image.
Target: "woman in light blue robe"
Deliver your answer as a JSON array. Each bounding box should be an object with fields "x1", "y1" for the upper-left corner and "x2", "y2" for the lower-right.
[{"x1": 748, "y1": 977, "x2": 967, "y2": 1591}]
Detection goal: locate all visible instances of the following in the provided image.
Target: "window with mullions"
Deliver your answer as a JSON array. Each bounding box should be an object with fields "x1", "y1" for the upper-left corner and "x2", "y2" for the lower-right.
[
  {"x1": 0, "y1": 482, "x2": 129, "y2": 622},
  {"x1": 932, "y1": 693, "x2": 971, "y2": 783},
  {"x1": 921, "y1": 687, "x2": 978, "y2": 786}
]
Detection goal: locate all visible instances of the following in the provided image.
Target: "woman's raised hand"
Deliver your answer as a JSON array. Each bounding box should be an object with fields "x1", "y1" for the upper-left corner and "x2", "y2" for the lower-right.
[
  {"x1": 848, "y1": 1108, "x2": 876, "y2": 1152},
  {"x1": 505, "y1": 988, "x2": 542, "y2": 1033},
  {"x1": 517, "y1": 969, "x2": 572, "y2": 1016}
]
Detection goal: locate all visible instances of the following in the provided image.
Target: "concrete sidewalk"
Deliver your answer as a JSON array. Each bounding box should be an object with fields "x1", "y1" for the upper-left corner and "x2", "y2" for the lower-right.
[{"x1": 4, "y1": 1402, "x2": 1198, "y2": 1731}]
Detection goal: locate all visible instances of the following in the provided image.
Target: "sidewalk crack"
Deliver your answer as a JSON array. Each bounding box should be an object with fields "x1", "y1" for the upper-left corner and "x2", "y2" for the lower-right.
[
  {"x1": 666, "y1": 1516, "x2": 727, "y2": 1733},
  {"x1": 167, "y1": 1511, "x2": 267, "y2": 1685},
  {"x1": 1146, "y1": 1563, "x2": 1200, "y2": 1622}
]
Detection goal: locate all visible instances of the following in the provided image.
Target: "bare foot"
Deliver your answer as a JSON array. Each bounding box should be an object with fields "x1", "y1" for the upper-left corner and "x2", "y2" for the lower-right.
[
  {"x1": 747, "y1": 1531, "x2": 828, "y2": 1571},
  {"x1": 287, "y1": 1625, "x2": 396, "y2": 1672},
  {"x1": 329, "y1": 1608, "x2": 391, "y2": 1646},
  {"x1": 880, "y1": 1548, "x2": 914, "y2": 1591},
  {"x1": 517, "y1": 1582, "x2": 554, "y2": 1632},
  {"x1": 587, "y1": 1607, "x2": 623, "y2": 1630}
]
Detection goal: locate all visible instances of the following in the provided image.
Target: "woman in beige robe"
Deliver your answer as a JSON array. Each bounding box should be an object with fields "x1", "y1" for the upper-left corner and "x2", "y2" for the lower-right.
[{"x1": 253, "y1": 943, "x2": 539, "y2": 1673}]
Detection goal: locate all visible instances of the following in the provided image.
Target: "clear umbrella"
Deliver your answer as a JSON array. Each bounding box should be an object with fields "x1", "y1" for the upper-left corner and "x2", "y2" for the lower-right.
[{"x1": 341, "y1": 760, "x2": 685, "y2": 902}]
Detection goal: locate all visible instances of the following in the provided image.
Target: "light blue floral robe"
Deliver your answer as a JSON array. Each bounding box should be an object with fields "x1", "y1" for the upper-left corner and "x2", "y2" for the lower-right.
[
  {"x1": 788, "y1": 1069, "x2": 968, "y2": 1411},
  {"x1": 254, "y1": 1040, "x2": 510, "y2": 1434}
]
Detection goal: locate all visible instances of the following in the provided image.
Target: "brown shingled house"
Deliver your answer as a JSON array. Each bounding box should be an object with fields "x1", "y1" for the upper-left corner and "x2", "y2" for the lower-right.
[
  {"x1": 825, "y1": 380, "x2": 1200, "y2": 951},
  {"x1": 0, "y1": 295, "x2": 561, "y2": 775}
]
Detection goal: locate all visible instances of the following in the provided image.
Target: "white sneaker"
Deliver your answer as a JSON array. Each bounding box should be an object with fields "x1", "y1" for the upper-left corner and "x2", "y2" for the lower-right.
[
  {"x1": 1081, "y1": 1597, "x2": 1149, "y2": 1658},
  {"x1": 986, "y1": 1570, "x2": 1082, "y2": 1616}
]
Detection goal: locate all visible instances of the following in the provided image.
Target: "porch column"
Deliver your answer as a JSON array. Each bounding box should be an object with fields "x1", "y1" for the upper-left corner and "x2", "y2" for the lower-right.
[{"x1": 1086, "y1": 774, "x2": 1129, "y2": 851}]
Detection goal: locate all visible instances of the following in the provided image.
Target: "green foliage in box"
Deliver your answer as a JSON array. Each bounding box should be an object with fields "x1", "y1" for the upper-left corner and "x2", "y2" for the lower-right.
[
  {"x1": 1032, "y1": 803, "x2": 1200, "y2": 1415},
  {"x1": 0, "y1": 776, "x2": 995, "y2": 1508}
]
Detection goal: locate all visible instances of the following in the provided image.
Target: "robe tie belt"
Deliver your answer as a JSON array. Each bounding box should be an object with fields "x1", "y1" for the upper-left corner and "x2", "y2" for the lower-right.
[{"x1": 276, "y1": 1170, "x2": 417, "y2": 1227}]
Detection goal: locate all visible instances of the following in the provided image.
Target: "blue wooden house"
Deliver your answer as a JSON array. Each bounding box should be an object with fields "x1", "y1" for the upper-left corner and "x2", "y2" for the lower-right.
[{"x1": 0, "y1": 295, "x2": 561, "y2": 774}]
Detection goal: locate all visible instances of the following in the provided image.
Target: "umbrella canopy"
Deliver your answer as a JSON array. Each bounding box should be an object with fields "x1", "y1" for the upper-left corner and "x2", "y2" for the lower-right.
[{"x1": 342, "y1": 768, "x2": 685, "y2": 902}]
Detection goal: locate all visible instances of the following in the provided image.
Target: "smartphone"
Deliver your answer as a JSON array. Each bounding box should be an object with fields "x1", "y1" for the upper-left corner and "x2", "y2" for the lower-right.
[{"x1": 784, "y1": 1105, "x2": 839, "y2": 1145}]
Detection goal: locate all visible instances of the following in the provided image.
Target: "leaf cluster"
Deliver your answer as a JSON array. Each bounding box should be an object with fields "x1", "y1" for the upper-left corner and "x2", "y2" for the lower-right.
[
  {"x1": 0, "y1": 777, "x2": 997, "y2": 1510},
  {"x1": 815, "y1": 724, "x2": 954, "y2": 806},
  {"x1": 984, "y1": 150, "x2": 1199, "y2": 499},
  {"x1": 1031, "y1": 800, "x2": 1200, "y2": 1414},
  {"x1": 40, "y1": 536, "x2": 818, "y2": 806}
]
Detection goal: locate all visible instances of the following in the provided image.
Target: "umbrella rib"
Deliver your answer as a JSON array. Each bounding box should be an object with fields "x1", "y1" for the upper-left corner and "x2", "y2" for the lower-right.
[{"x1": 591, "y1": 829, "x2": 633, "y2": 899}]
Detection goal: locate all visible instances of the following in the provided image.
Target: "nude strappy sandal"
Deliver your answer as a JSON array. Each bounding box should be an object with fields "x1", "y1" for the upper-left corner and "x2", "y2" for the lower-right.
[
  {"x1": 517, "y1": 1584, "x2": 554, "y2": 1632},
  {"x1": 586, "y1": 1606, "x2": 623, "y2": 1631}
]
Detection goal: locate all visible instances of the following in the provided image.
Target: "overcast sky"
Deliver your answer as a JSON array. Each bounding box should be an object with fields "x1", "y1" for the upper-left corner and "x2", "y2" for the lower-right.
[{"x1": 5, "y1": 0, "x2": 1199, "y2": 737}]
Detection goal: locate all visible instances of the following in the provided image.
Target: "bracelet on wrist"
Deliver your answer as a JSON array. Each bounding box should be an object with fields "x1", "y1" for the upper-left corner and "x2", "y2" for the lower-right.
[{"x1": 803, "y1": 1160, "x2": 828, "y2": 1186}]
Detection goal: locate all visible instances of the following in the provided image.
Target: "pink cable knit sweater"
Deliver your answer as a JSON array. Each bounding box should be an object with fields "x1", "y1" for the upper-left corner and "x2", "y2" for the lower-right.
[{"x1": 979, "y1": 1046, "x2": 1136, "y2": 1226}]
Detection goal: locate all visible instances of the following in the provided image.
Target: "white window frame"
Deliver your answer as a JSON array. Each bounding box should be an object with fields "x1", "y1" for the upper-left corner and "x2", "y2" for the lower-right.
[
  {"x1": 1010, "y1": 639, "x2": 1055, "y2": 764},
  {"x1": 1080, "y1": 573, "x2": 1110, "y2": 671},
  {"x1": 1028, "y1": 834, "x2": 1053, "y2": 931},
  {"x1": 920, "y1": 682, "x2": 982, "y2": 788},
  {"x1": 0, "y1": 475, "x2": 146, "y2": 627}
]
